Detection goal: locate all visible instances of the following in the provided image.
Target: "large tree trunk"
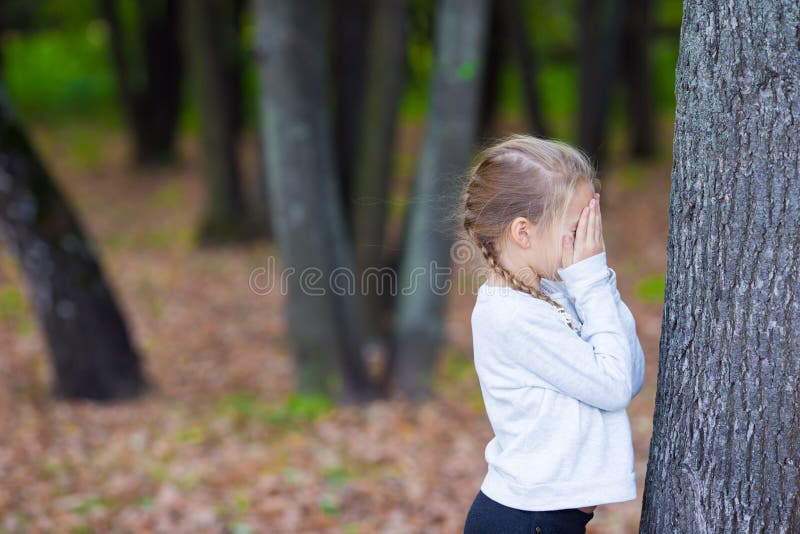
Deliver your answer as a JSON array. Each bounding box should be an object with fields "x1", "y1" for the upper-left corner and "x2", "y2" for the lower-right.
[
  {"x1": 182, "y1": 0, "x2": 246, "y2": 244},
  {"x1": 0, "y1": 87, "x2": 149, "y2": 401},
  {"x1": 254, "y1": 0, "x2": 379, "y2": 403},
  {"x1": 101, "y1": 0, "x2": 184, "y2": 166},
  {"x1": 353, "y1": 0, "x2": 409, "y2": 361},
  {"x1": 389, "y1": 0, "x2": 489, "y2": 399},
  {"x1": 640, "y1": 1, "x2": 800, "y2": 531}
]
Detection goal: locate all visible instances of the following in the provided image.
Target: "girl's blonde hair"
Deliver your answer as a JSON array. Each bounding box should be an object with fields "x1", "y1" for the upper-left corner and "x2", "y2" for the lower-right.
[{"x1": 456, "y1": 133, "x2": 600, "y2": 327}]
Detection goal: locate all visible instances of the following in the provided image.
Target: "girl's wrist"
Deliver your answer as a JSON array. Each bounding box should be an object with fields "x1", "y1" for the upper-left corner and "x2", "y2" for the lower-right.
[{"x1": 557, "y1": 251, "x2": 608, "y2": 290}]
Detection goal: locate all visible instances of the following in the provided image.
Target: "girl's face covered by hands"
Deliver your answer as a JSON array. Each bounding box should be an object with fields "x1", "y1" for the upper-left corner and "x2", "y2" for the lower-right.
[
  {"x1": 533, "y1": 180, "x2": 602, "y2": 281},
  {"x1": 494, "y1": 180, "x2": 603, "y2": 285},
  {"x1": 559, "y1": 181, "x2": 605, "y2": 271}
]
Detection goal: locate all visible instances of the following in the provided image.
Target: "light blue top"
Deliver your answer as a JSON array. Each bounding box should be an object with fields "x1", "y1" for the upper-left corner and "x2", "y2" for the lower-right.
[{"x1": 471, "y1": 251, "x2": 646, "y2": 510}]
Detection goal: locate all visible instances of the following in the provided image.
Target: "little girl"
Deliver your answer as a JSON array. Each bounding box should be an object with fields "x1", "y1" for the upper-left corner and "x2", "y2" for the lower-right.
[{"x1": 458, "y1": 134, "x2": 646, "y2": 533}]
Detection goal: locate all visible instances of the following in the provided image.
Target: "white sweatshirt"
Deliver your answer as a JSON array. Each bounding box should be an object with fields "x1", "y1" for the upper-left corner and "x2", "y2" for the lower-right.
[{"x1": 471, "y1": 251, "x2": 646, "y2": 511}]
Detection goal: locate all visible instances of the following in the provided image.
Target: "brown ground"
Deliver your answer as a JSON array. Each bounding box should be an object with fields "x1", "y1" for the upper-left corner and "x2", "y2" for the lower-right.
[{"x1": 0, "y1": 118, "x2": 672, "y2": 533}]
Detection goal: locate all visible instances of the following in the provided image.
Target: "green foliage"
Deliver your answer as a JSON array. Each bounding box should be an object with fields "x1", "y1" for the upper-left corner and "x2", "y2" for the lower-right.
[
  {"x1": 71, "y1": 496, "x2": 111, "y2": 515},
  {"x1": 457, "y1": 61, "x2": 478, "y2": 81},
  {"x1": 318, "y1": 493, "x2": 339, "y2": 515},
  {"x1": 0, "y1": 284, "x2": 33, "y2": 336},
  {"x1": 154, "y1": 182, "x2": 183, "y2": 208},
  {"x1": 216, "y1": 391, "x2": 335, "y2": 429},
  {"x1": 31, "y1": 0, "x2": 98, "y2": 29},
  {"x1": 266, "y1": 391, "x2": 335, "y2": 425},
  {"x1": 136, "y1": 496, "x2": 155, "y2": 508},
  {"x1": 619, "y1": 160, "x2": 649, "y2": 190},
  {"x1": 322, "y1": 465, "x2": 352, "y2": 488},
  {"x1": 178, "y1": 425, "x2": 206, "y2": 444},
  {"x1": 2, "y1": 23, "x2": 119, "y2": 122},
  {"x1": 652, "y1": 37, "x2": 680, "y2": 113},
  {"x1": 635, "y1": 273, "x2": 666, "y2": 303},
  {"x1": 437, "y1": 347, "x2": 474, "y2": 383},
  {"x1": 0, "y1": 285, "x2": 26, "y2": 319}
]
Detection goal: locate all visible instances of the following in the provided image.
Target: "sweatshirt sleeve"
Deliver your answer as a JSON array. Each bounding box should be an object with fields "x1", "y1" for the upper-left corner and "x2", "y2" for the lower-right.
[{"x1": 507, "y1": 252, "x2": 635, "y2": 411}]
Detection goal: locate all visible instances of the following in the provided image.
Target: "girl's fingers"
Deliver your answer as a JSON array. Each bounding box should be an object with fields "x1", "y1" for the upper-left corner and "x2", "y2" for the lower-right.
[
  {"x1": 595, "y1": 195, "x2": 602, "y2": 243},
  {"x1": 575, "y1": 204, "x2": 589, "y2": 247},
  {"x1": 587, "y1": 198, "x2": 596, "y2": 246}
]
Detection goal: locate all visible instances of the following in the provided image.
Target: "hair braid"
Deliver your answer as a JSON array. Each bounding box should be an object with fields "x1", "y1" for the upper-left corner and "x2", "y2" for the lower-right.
[{"x1": 462, "y1": 190, "x2": 581, "y2": 334}]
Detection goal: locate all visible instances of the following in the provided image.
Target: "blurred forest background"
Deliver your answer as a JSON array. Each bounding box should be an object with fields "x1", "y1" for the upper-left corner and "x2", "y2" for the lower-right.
[{"x1": 0, "y1": 0, "x2": 680, "y2": 531}]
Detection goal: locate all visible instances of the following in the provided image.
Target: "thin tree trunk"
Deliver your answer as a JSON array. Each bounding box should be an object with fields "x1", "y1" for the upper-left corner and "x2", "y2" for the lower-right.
[
  {"x1": 353, "y1": 0, "x2": 409, "y2": 361},
  {"x1": 477, "y1": 0, "x2": 504, "y2": 137},
  {"x1": 500, "y1": 0, "x2": 548, "y2": 137},
  {"x1": 640, "y1": 0, "x2": 800, "y2": 530},
  {"x1": 0, "y1": 87, "x2": 150, "y2": 401},
  {"x1": 621, "y1": 0, "x2": 655, "y2": 158},
  {"x1": 389, "y1": 0, "x2": 489, "y2": 399},
  {"x1": 577, "y1": 0, "x2": 625, "y2": 169},
  {"x1": 254, "y1": 0, "x2": 379, "y2": 403},
  {"x1": 100, "y1": 0, "x2": 184, "y2": 166},
  {"x1": 331, "y1": 0, "x2": 372, "y2": 239},
  {"x1": 182, "y1": 0, "x2": 246, "y2": 243}
]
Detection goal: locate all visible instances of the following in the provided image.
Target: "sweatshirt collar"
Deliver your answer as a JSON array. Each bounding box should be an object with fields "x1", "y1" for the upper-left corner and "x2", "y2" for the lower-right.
[{"x1": 539, "y1": 277, "x2": 568, "y2": 298}]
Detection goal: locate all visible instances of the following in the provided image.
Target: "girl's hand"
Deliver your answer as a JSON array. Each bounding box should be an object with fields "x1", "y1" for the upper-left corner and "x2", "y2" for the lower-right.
[{"x1": 561, "y1": 193, "x2": 605, "y2": 268}]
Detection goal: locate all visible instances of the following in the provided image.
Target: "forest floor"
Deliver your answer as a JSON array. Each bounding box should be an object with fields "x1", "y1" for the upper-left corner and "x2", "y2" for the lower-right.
[{"x1": 0, "y1": 118, "x2": 672, "y2": 533}]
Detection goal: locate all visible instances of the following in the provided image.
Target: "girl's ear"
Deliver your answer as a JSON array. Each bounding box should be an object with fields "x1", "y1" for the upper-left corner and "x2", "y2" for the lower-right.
[{"x1": 508, "y1": 216, "x2": 532, "y2": 248}]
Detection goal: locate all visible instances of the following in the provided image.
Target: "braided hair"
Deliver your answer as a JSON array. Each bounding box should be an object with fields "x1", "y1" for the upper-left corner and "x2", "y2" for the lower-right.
[{"x1": 456, "y1": 134, "x2": 600, "y2": 334}]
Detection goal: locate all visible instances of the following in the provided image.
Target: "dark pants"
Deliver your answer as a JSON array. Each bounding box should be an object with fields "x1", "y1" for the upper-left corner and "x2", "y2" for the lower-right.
[{"x1": 463, "y1": 489, "x2": 594, "y2": 534}]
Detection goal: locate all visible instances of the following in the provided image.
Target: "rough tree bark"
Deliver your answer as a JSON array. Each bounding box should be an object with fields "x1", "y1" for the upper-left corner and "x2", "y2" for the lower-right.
[
  {"x1": 0, "y1": 86, "x2": 150, "y2": 401},
  {"x1": 640, "y1": 1, "x2": 800, "y2": 531},
  {"x1": 389, "y1": 0, "x2": 489, "y2": 398}
]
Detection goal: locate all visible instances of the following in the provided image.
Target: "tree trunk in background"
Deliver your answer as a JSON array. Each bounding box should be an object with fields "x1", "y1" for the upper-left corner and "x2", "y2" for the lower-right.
[
  {"x1": 577, "y1": 0, "x2": 625, "y2": 169},
  {"x1": 330, "y1": 0, "x2": 372, "y2": 239},
  {"x1": 640, "y1": 1, "x2": 800, "y2": 530},
  {"x1": 620, "y1": 0, "x2": 655, "y2": 158},
  {"x1": 101, "y1": 0, "x2": 184, "y2": 166},
  {"x1": 0, "y1": 87, "x2": 150, "y2": 401},
  {"x1": 389, "y1": 0, "x2": 489, "y2": 399},
  {"x1": 500, "y1": 0, "x2": 548, "y2": 137},
  {"x1": 353, "y1": 0, "x2": 408, "y2": 373},
  {"x1": 254, "y1": 0, "x2": 379, "y2": 403},
  {"x1": 182, "y1": 0, "x2": 247, "y2": 244}
]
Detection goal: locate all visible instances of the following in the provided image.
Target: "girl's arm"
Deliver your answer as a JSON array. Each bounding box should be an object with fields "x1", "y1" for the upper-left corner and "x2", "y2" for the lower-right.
[{"x1": 504, "y1": 252, "x2": 636, "y2": 411}]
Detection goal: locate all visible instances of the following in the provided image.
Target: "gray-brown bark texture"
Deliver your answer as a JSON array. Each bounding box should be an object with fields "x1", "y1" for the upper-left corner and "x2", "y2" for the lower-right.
[
  {"x1": 390, "y1": 0, "x2": 489, "y2": 398},
  {"x1": 0, "y1": 87, "x2": 149, "y2": 401},
  {"x1": 353, "y1": 0, "x2": 408, "y2": 356},
  {"x1": 640, "y1": 1, "x2": 800, "y2": 532},
  {"x1": 254, "y1": 0, "x2": 377, "y2": 402},
  {"x1": 182, "y1": 0, "x2": 246, "y2": 243}
]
